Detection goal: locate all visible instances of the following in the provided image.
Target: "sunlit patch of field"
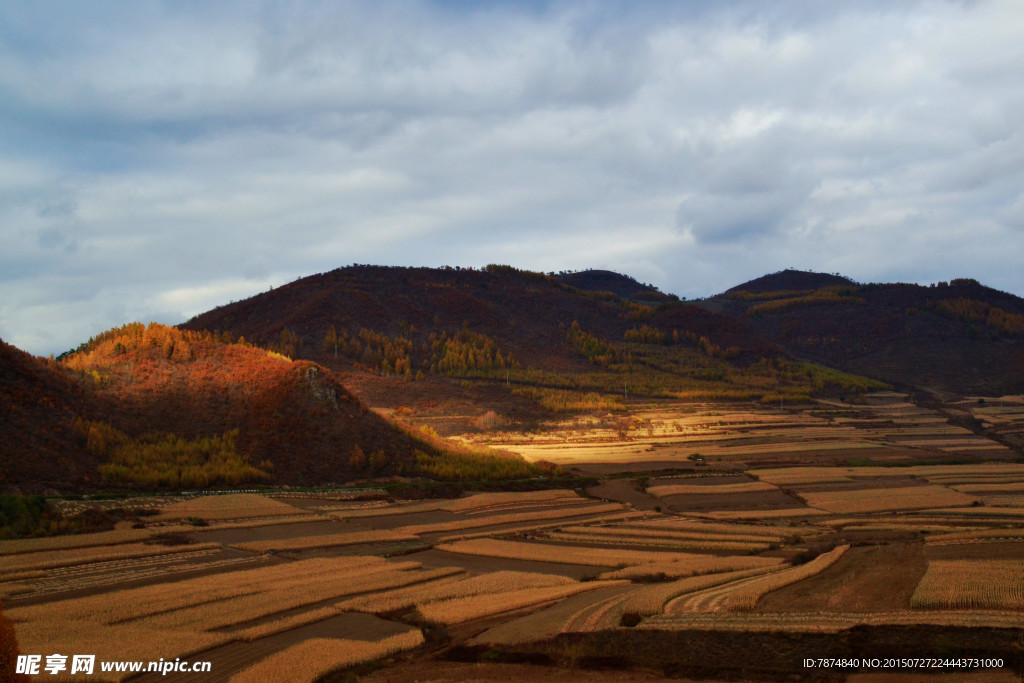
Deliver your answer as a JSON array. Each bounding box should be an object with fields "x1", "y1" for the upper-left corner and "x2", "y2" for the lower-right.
[
  {"x1": 476, "y1": 393, "x2": 1012, "y2": 468},
  {"x1": 155, "y1": 493, "x2": 308, "y2": 521},
  {"x1": 228, "y1": 631, "x2": 425, "y2": 683},
  {"x1": 911, "y1": 559, "x2": 1024, "y2": 609}
]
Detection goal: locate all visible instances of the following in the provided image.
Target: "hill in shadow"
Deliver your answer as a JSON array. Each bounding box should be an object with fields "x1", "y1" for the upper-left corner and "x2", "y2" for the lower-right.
[
  {"x1": 4, "y1": 324, "x2": 536, "y2": 492},
  {"x1": 706, "y1": 272, "x2": 1024, "y2": 397}
]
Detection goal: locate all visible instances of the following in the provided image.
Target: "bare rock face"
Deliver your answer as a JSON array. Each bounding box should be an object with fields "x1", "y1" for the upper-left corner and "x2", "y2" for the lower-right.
[{"x1": 302, "y1": 364, "x2": 338, "y2": 408}]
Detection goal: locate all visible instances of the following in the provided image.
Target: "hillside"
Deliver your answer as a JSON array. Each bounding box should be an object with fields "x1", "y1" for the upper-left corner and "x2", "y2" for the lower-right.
[
  {"x1": 0, "y1": 339, "x2": 106, "y2": 489},
  {"x1": 553, "y1": 269, "x2": 670, "y2": 302},
  {"x1": 183, "y1": 264, "x2": 775, "y2": 370},
  {"x1": 182, "y1": 265, "x2": 886, "y2": 418},
  {"x1": 707, "y1": 272, "x2": 1024, "y2": 397},
  {"x1": 3, "y1": 324, "x2": 534, "y2": 492}
]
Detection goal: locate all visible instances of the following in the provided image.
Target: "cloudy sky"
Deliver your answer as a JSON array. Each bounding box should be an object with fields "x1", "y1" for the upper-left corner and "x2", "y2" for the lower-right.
[{"x1": 2, "y1": 1, "x2": 1023, "y2": 356}]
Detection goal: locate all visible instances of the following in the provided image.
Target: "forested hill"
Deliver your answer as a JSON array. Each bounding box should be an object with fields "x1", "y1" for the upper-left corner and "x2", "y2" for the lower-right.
[
  {"x1": 181, "y1": 264, "x2": 777, "y2": 375},
  {"x1": 705, "y1": 270, "x2": 1024, "y2": 397},
  {"x1": 3, "y1": 324, "x2": 518, "y2": 492}
]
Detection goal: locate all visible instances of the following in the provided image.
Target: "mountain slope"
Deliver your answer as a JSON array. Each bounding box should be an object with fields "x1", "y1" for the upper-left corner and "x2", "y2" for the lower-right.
[
  {"x1": 183, "y1": 264, "x2": 775, "y2": 373},
  {"x1": 181, "y1": 265, "x2": 891, "y2": 418},
  {"x1": 3, "y1": 324, "x2": 500, "y2": 491},
  {"x1": 1, "y1": 339, "x2": 104, "y2": 488},
  {"x1": 706, "y1": 272, "x2": 1024, "y2": 397}
]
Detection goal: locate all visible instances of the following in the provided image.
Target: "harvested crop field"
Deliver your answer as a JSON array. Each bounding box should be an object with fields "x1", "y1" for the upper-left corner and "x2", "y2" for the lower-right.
[
  {"x1": 799, "y1": 485, "x2": 977, "y2": 514},
  {"x1": 756, "y1": 542, "x2": 928, "y2": 612},
  {"x1": 13, "y1": 395, "x2": 1024, "y2": 681}
]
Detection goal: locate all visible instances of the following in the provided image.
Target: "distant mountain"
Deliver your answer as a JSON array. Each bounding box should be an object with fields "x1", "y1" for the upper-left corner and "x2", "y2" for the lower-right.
[
  {"x1": 706, "y1": 271, "x2": 1024, "y2": 397},
  {"x1": 725, "y1": 269, "x2": 857, "y2": 294}
]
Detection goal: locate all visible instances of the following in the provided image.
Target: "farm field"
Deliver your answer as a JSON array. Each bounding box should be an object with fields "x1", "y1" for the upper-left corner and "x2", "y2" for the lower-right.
[
  {"x1": 461, "y1": 393, "x2": 1016, "y2": 472},
  {"x1": 6, "y1": 396, "x2": 1024, "y2": 681}
]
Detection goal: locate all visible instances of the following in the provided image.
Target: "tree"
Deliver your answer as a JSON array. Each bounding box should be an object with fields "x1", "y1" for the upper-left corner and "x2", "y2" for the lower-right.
[
  {"x1": 323, "y1": 326, "x2": 339, "y2": 358},
  {"x1": 348, "y1": 445, "x2": 366, "y2": 470}
]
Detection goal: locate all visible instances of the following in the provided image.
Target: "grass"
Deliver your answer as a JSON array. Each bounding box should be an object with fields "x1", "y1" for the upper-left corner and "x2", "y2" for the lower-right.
[
  {"x1": 911, "y1": 560, "x2": 1024, "y2": 609},
  {"x1": 229, "y1": 631, "x2": 425, "y2": 683},
  {"x1": 799, "y1": 486, "x2": 978, "y2": 514}
]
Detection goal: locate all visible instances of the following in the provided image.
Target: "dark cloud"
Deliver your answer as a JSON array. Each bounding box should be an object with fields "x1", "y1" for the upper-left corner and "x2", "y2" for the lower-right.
[{"x1": 1, "y1": 0, "x2": 1022, "y2": 355}]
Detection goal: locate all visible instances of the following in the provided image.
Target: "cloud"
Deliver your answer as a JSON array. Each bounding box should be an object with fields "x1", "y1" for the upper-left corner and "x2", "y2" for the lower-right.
[{"x1": 1, "y1": 0, "x2": 1023, "y2": 355}]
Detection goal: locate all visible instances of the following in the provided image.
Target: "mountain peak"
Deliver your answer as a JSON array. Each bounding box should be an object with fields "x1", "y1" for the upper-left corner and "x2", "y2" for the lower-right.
[{"x1": 725, "y1": 269, "x2": 857, "y2": 295}]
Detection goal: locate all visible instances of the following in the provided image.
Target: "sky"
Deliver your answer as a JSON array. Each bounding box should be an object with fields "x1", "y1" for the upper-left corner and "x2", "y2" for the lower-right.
[{"x1": 2, "y1": 0, "x2": 1023, "y2": 356}]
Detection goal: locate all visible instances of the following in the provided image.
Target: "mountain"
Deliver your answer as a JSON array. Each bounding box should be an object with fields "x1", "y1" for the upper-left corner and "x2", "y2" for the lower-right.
[
  {"x1": 3, "y1": 324, "x2": 509, "y2": 492},
  {"x1": 553, "y1": 269, "x2": 671, "y2": 302},
  {"x1": 705, "y1": 270, "x2": 1024, "y2": 397},
  {"x1": 1, "y1": 339, "x2": 104, "y2": 489},
  {"x1": 181, "y1": 265, "x2": 889, "y2": 424},
  {"x1": 182, "y1": 264, "x2": 775, "y2": 372}
]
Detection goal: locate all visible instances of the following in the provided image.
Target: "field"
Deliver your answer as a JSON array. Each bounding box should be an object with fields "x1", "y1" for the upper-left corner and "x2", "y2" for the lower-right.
[{"x1": 6, "y1": 394, "x2": 1024, "y2": 681}]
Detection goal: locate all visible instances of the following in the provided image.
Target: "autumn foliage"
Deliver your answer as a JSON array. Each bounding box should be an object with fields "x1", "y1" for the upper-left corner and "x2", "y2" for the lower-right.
[{"x1": 5, "y1": 323, "x2": 503, "y2": 489}]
